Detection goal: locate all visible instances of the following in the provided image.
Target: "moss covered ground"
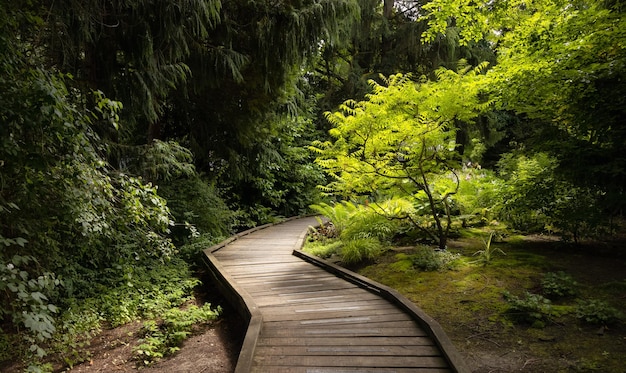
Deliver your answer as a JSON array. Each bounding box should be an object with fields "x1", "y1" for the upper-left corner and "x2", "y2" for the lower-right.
[{"x1": 351, "y1": 233, "x2": 626, "y2": 372}]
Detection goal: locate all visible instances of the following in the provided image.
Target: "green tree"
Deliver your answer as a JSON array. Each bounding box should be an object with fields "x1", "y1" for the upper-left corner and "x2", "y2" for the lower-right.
[
  {"x1": 0, "y1": 6, "x2": 183, "y2": 363},
  {"x1": 421, "y1": 0, "x2": 626, "y2": 218},
  {"x1": 46, "y1": 0, "x2": 223, "y2": 128},
  {"x1": 312, "y1": 69, "x2": 489, "y2": 249}
]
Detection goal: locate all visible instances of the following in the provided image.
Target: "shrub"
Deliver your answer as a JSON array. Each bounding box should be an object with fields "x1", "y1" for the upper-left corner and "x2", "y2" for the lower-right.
[
  {"x1": 341, "y1": 208, "x2": 398, "y2": 243},
  {"x1": 309, "y1": 201, "x2": 358, "y2": 236},
  {"x1": 410, "y1": 246, "x2": 461, "y2": 271},
  {"x1": 575, "y1": 299, "x2": 623, "y2": 325},
  {"x1": 177, "y1": 233, "x2": 224, "y2": 264},
  {"x1": 51, "y1": 301, "x2": 103, "y2": 368},
  {"x1": 456, "y1": 169, "x2": 505, "y2": 226},
  {"x1": 158, "y1": 176, "x2": 236, "y2": 244},
  {"x1": 0, "y1": 255, "x2": 61, "y2": 361},
  {"x1": 504, "y1": 291, "x2": 553, "y2": 327},
  {"x1": 541, "y1": 271, "x2": 578, "y2": 298}
]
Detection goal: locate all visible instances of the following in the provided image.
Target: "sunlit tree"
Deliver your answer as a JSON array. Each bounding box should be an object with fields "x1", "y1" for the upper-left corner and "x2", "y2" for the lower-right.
[{"x1": 312, "y1": 67, "x2": 490, "y2": 249}]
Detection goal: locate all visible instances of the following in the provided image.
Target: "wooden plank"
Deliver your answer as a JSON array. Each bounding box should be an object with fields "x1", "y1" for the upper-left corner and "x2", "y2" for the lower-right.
[
  {"x1": 245, "y1": 281, "x2": 361, "y2": 295},
  {"x1": 265, "y1": 314, "x2": 421, "y2": 330},
  {"x1": 261, "y1": 298, "x2": 397, "y2": 312},
  {"x1": 221, "y1": 262, "x2": 314, "y2": 274},
  {"x1": 252, "y1": 291, "x2": 382, "y2": 307},
  {"x1": 255, "y1": 368, "x2": 452, "y2": 373},
  {"x1": 261, "y1": 307, "x2": 408, "y2": 322},
  {"x1": 259, "y1": 326, "x2": 429, "y2": 338},
  {"x1": 231, "y1": 268, "x2": 326, "y2": 284},
  {"x1": 203, "y1": 217, "x2": 469, "y2": 373},
  {"x1": 255, "y1": 336, "x2": 436, "y2": 347},
  {"x1": 253, "y1": 355, "x2": 449, "y2": 368},
  {"x1": 260, "y1": 313, "x2": 414, "y2": 328},
  {"x1": 254, "y1": 345, "x2": 441, "y2": 356},
  {"x1": 253, "y1": 284, "x2": 374, "y2": 295}
]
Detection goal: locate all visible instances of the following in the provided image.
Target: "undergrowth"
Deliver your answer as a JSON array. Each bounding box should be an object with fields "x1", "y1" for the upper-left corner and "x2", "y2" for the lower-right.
[
  {"x1": 134, "y1": 303, "x2": 222, "y2": 366},
  {"x1": 0, "y1": 257, "x2": 217, "y2": 372}
]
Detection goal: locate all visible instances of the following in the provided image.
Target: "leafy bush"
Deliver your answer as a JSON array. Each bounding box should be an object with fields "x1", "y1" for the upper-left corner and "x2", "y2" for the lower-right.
[
  {"x1": 303, "y1": 239, "x2": 343, "y2": 259},
  {"x1": 158, "y1": 176, "x2": 236, "y2": 244},
  {"x1": 497, "y1": 152, "x2": 609, "y2": 240},
  {"x1": 51, "y1": 302, "x2": 103, "y2": 369},
  {"x1": 410, "y1": 246, "x2": 461, "y2": 271},
  {"x1": 134, "y1": 303, "x2": 221, "y2": 365},
  {"x1": 94, "y1": 259, "x2": 201, "y2": 327},
  {"x1": 575, "y1": 299, "x2": 623, "y2": 325},
  {"x1": 177, "y1": 233, "x2": 225, "y2": 264},
  {"x1": 503, "y1": 291, "x2": 553, "y2": 326},
  {"x1": 456, "y1": 169, "x2": 506, "y2": 226},
  {"x1": 309, "y1": 201, "x2": 401, "y2": 264},
  {"x1": 341, "y1": 238, "x2": 384, "y2": 264},
  {"x1": 0, "y1": 255, "x2": 61, "y2": 360},
  {"x1": 541, "y1": 271, "x2": 578, "y2": 298}
]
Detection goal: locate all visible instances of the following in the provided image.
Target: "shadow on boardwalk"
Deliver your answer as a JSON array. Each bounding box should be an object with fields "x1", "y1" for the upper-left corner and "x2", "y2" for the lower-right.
[{"x1": 203, "y1": 216, "x2": 470, "y2": 373}]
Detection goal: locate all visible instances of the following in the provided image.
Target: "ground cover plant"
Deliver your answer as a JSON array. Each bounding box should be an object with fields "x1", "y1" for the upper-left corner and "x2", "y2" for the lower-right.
[{"x1": 317, "y1": 232, "x2": 626, "y2": 372}]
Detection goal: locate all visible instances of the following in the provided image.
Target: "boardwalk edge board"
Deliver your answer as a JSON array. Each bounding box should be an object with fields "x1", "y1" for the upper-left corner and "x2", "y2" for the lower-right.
[
  {"x1": 202, "y1": 252, "x2": 260, "y2": 373},
  {"x1": 202, "y1": 216, "x2": 309, "y2": 373},
  {"x1": 292, "y1": 252, "x2": 471, "y2": 373},
  {"x1": 203, "y1": 216, "x2": 471, "y2": 373}
]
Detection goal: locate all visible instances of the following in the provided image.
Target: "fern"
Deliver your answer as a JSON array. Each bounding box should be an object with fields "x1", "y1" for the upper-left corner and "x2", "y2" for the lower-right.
[{"x1": 309, "y1": 201, "x2": 358, "y2": 235}]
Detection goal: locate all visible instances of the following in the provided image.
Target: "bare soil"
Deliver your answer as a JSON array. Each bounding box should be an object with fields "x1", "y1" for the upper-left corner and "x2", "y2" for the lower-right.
[
  {"x1": 64, "y1": 312, "x2": 243, "y2": 373},
  {"x1": 62, "y1": 283, "x2": 247, "y2": 373},
  {"x1": 0, "y1": 283, "x2": 245, "y2": 373}
]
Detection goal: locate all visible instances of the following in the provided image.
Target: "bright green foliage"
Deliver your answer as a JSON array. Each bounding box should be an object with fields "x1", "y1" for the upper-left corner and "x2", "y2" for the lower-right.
[
  {"x1": 455, "y1": 168, "x2": 506, "y2": 226},
  {"x1": 312, "y1": 70, "x2": 490, "y2": 249},
  {"x1": 303, "y1": 239, "x2": 343, "y2": 259},
  {"x1": 341, "y1": 205, "x2": 399, "y2": 243},
  {"x1": 341, "y1": 238, "x2": 384, "y2": 265},
  {"x1": 422, "y1": 0, "x2": 626, "y2": 215},
  {"x1": 310, "y1": 201, "x2": 359, "y2": 236},
  {"x1": 309, "y1": 201, "x2": 396, "y2": 264}
]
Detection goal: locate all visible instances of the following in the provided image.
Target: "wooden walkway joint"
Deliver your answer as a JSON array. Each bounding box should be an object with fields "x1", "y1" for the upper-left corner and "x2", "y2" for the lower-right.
[{"x1": 203, "y1": 216, "x2": 470, "y2": 373}]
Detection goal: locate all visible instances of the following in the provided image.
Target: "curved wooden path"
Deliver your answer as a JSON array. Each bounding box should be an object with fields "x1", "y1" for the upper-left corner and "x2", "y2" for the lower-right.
[{"x1": 203, "y1": 216, "x2": 470, "y2": 373}]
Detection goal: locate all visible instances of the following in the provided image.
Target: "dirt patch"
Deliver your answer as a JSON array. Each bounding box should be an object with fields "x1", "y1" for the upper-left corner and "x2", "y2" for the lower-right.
[
  {"x1": 65, "y1": 312, "x2": 243, "y2": 373},
  {"x1": 0, "y1": 287, "x2": 245, "y2": 373}
]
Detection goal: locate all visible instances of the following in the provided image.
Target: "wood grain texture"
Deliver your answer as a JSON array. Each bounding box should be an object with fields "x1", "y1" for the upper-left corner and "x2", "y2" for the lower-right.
[{"x1": 203, "y1": 216, "x2": 470, "y2": 373}]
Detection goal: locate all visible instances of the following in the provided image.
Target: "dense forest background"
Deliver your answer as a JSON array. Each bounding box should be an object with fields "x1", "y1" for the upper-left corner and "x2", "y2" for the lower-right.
[{"x1": 1, "y1": 0, "x2": 624, "y2": 370}]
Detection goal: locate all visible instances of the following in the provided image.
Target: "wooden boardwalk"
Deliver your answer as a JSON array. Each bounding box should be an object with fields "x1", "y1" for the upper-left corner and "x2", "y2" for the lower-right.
[{"x1": 203, "y1": 216, "x2": 470, "y2": 373}]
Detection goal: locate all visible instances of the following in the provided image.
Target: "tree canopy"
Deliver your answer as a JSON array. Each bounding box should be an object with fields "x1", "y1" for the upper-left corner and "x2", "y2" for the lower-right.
[{"x1": 1, "y1": 0, "x2": 624, "y2": 369}]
